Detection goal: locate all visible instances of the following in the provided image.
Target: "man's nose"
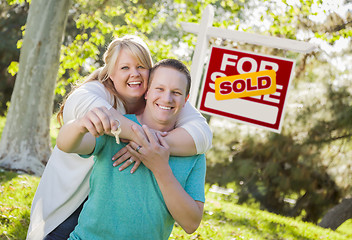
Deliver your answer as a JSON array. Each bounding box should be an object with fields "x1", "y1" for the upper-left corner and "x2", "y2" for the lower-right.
[{"x1": 162, "y1": 92, "x2": 172, "y2": 102}]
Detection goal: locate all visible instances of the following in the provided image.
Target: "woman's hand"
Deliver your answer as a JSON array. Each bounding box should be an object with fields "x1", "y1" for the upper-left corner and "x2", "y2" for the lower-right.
[
  {"x1": 126, "y1": 125, "x2": 170, "y2": 174},
  {"x1": 111, "y1": 145, "x2": 141, "y2": 174},
  {"x1": 57, "y1": 106, "x2": 119, "y2": 154},
  {"x1": 110, "y1": 125, "x2": 169, "y2": 173},
  {"x1": 78, "y1": 106, "x2": 119, "y2": 137}
]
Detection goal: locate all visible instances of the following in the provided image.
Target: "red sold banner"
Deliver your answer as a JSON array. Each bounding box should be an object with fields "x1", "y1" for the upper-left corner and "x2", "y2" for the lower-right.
[{"x1": 198, "y1": 46, "x2": 296, "y2": 133}]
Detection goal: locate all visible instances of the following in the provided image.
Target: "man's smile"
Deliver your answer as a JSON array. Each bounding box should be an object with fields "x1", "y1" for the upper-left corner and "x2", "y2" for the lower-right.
[{"x1": 156, "y1": 103, "x2": 172, "y2": 110}]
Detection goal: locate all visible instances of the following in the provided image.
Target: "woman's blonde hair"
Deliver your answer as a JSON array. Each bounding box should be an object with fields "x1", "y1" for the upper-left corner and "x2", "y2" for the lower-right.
[{"x1": 57, "y1": 35, "x2": 153, "y2": 125}]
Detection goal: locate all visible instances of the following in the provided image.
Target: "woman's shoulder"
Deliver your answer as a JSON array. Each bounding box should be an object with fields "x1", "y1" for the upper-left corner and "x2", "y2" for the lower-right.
[
  {"x1": 67, "y1": 80, "x2": 110, "y2": 101},
  {"x1": 77, "y1": 80, "x2": 106, "y2": 92},
  {"x1": 63, "y1": 80, "x2": 114, "y2": 122}
]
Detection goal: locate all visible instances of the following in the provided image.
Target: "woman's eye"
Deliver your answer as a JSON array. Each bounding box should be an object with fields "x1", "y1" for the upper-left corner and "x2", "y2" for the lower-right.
[
  {"x1": 137, "y1": 66, "x2": 145, "y2": 69},
  {"x1": 121, "y1": 66, "x2": 129, "y2": 70}
]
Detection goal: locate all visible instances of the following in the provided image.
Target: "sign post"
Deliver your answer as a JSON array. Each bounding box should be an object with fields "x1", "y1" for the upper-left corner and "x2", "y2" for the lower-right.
[{"x1": 181, "y1": 4, "x2": 316, "y2": 132}]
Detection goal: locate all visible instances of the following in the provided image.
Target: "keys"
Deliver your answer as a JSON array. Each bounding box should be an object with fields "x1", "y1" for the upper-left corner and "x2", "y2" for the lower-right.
[{"x1": 111, "y1": 119, "x2": 121, "y2": 144}]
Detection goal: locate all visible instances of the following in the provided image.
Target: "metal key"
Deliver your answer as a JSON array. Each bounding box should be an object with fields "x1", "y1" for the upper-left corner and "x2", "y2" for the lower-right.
[{"x1": 111, "y1": 119, "x2": 121, "y2": 144}]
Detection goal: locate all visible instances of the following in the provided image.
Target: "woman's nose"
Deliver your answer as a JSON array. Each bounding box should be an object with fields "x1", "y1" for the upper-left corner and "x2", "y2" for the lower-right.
[{"x1": 130, "y1": 68, "x2": 141, "y2": 77}]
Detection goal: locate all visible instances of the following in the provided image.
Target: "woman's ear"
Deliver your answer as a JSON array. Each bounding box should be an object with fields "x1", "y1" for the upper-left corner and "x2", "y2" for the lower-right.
[{"x1": 144, "y1": 91, "x2": 149, "y2": 100}]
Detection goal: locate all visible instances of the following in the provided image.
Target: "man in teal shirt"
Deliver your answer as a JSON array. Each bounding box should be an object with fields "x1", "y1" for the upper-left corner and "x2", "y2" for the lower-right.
[{"x1": 57, "y1": 59, "x2": 206, "y2": 239}]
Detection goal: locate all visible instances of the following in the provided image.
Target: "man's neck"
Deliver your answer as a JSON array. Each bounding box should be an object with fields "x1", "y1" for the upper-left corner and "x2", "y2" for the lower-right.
[
  {"x1": 125, "y1": 98, "x2": 146, "y2": 115},
  {"x1": 137, "y1": 111, "x2": 176, "y2": 132}
]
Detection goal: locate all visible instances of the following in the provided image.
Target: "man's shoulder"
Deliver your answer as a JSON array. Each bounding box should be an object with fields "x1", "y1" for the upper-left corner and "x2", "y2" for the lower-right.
[
  {"x1": 124, "y1": 114, "x2": 139, "y2": 124},
  {"x1": 170, "y1": 154, "x2": 205, "y2": 164},
  {"x1": 171, "y1": 154, "x2": 205, "y2": 159}
]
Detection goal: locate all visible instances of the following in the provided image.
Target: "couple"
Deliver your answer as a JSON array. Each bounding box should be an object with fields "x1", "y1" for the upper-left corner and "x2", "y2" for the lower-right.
[{"x1": 27, "y1": 35, "x2": 212, "y2": 239}]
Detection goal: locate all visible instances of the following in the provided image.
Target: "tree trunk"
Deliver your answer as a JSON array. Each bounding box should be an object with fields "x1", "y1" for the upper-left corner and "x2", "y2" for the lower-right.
[
  {"x1": 0, "y1": 0, "x2": 72, "y2": 175},
  {"x1": 318, "y1": 198, "x2": 352, "y2": 230}
]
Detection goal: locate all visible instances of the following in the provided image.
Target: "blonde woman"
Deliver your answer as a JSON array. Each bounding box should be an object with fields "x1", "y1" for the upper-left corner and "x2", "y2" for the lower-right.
[{"x1": 27, "y1": 35, "x2": 212, "y2": 240}]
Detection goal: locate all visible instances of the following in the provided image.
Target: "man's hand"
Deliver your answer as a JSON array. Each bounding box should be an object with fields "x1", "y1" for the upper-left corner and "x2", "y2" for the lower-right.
[
  {"x1": 111, "y1": 125, "x2": 169, "y2": 173},
  {"x1": 126, "y1": 125, "x2": 170, "y2": 175}
]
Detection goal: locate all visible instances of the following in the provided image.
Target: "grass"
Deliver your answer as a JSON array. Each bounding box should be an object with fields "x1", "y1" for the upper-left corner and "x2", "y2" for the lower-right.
[
  {"x1": 0, "y1": 170, "x2": 40, "y2": 240},
  {"x1": 1, "y1": 116, "x2": 352, "y2": 239},
  {"x1": 1, "y1": 171, "x2": 351, "y2": 240}
]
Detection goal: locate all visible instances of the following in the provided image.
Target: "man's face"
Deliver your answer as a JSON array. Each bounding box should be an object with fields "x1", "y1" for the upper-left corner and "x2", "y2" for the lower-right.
[{"x1": 144, "y1": 66, "x2": 188, "y2": 126}]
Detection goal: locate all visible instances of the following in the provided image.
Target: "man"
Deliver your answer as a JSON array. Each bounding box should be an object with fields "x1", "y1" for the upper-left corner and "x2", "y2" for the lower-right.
[{"x1": 56, "y1": 59, "x2": 206, "y2": 239}]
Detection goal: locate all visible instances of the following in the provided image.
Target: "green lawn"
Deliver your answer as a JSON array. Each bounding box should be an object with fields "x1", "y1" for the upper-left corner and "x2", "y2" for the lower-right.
[
  {"x1": 1, "y1": 115, "x2": 352, "y2": 239},
  {"x1": 1, "y1": 170, "x2": 351, "y2": 240}
]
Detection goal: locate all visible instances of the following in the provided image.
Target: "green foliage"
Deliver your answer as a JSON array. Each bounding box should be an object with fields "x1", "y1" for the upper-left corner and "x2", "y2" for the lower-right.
[
  {"x1": 0, "y1": 116, "x2": 6, "y2": 138},
  {"x1": 205, "y1": 46, "x2": 352, "y2": 221},
  {"x1": 0, "y1": 1, "x2": 28, "y2": 116},
  {"x1": 206, "y1": 123, "x2": 341, "y2": 223},
  {"x1": 50, "y1": 115, "x2": 60, "y2": 148},
  {"x1": 0, "y1": 170, "x2": 40, "y2": 239},
  {"x1": 1, "y1": 171, "x2": 351, "y2": 240},
  {"x1": 6, "y1": 0, "x2": 30, "y2": 5},
  {"x1": 7, "y1": 61, "x2": 18, "y2": 77}
]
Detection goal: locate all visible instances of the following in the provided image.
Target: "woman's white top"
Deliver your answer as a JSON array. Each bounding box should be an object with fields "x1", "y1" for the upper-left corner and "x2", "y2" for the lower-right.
[{"x1": 26, "y1": 81, "x2": 212, "y2": 239}]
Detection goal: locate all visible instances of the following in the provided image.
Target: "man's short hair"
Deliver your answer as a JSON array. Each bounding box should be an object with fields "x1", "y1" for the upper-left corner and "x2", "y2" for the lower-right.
[{"x1": 149, "y1": 59, "x2": 191, "y2": 96}]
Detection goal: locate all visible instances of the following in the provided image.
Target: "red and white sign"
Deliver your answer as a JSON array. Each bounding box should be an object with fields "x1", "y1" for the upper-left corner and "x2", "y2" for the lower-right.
[{"x1": 198, "y1": 46, "x2": 296, "y2": 132}]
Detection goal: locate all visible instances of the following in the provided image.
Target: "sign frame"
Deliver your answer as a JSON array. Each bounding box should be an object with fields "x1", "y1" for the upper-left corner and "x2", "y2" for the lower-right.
[{"x1": 197, "y1": 45, "x2": 296, "y2": 133}]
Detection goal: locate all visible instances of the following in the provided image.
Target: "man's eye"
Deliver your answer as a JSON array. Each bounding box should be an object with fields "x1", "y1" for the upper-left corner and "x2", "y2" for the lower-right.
[{"x1": 173, "y1": 91, "x2": 182, "y2": 95}]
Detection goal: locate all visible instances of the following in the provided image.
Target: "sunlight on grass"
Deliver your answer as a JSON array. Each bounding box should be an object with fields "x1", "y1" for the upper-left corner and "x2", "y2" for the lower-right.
[
  {"x1": 0, "y1": 170, "x2": 40, "y2": 239},
  {"x1": 0, "y1": 171, "x2": 351, "y2": 240},
  {"x1": 1, "y1": 116, "x2": 352, "y2": 239},
  {"x1": 171, "y1": 188, "x2": 352, "y2": 240},
  {"x1": 337, "y1": 219, "x2": 352, "y2": 236}
]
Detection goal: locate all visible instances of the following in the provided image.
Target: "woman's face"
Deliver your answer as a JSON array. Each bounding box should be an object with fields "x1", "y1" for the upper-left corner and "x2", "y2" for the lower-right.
[{"x1": 110, "y1": 48, "x2": 149, "y2": 103}]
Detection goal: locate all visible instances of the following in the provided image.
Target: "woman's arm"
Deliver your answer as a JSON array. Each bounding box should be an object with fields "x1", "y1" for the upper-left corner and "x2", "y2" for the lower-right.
[
  {"x1": 65, "y1": 81, "x2": 211, "y2": 158},
  {"x1": 172, "y1": 101, "x2": 213, "y2": 154},
  {"x1": 57, "y1": 117, "x2": 96, "y2": 155},
  {"x1": 57, "y1": 107, "x2": 121, "y2": 154},
  {"x1": 162, "y1": 128, "x2": 197, "y2": 156},
  {"x1": 63, "y1": 81, "x2": 116, "y2": 123},
  {"x1": 110, "y1": 101, "x2": 213, "y2": 157},
  {"x1": 57, "y1": 121, "x2": 96, "y2": 155}
]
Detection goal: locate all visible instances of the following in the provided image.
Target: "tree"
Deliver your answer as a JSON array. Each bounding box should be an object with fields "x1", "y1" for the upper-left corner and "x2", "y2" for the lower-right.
[{"x1": 0, "y1": 0, "x2": 73, "y2": 175}]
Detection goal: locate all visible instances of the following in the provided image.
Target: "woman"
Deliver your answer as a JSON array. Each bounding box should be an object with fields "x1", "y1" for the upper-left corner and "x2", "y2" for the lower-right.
[{"x1": 26, "y1": 35, "x2": 212, "y2": 240}]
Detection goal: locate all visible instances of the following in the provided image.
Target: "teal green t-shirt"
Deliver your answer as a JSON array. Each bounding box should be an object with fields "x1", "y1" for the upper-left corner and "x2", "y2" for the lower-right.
[{"x1": 68, "y1": 115, "x2": 206, "y2": 240}]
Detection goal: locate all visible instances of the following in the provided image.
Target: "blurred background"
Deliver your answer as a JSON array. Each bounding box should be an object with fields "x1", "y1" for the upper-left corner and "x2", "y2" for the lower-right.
[{"x1": 0, "y1": 0, "x2": 351, "y2": 238}]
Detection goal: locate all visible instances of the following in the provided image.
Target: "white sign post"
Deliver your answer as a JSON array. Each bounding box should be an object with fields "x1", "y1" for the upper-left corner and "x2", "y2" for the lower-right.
[{"x1": 181, "y1": 4, "x2": 316, "y2": 107}]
